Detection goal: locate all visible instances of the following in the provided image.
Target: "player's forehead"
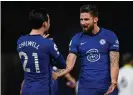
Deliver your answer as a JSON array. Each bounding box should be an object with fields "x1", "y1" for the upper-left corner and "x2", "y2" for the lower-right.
[{"x1": 80, "y1": 12, "x2": 92, "y2": 18}]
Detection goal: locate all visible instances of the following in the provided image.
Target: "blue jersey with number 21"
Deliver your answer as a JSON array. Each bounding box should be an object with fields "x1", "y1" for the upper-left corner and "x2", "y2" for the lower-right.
[{"x1": 17, "y1": 34, "x2": 66, "y2": 95}]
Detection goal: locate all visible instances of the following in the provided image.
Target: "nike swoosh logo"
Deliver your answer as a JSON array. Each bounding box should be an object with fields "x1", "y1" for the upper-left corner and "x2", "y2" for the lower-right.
[{"x1": 80, "y1": 42, "x2": 87, "y2": 45}]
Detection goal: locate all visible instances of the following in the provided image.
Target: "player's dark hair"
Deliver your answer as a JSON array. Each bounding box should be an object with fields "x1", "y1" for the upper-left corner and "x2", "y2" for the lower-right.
[
  {"x1": 80, "y1": 4, "x2": 98, "y2": 17},
  {"x1": 122, "y1": 52, "x2": 133, "y2": 64},
  {"x1": 29, "y1": 8, "x2": 49, "y2": 29}
]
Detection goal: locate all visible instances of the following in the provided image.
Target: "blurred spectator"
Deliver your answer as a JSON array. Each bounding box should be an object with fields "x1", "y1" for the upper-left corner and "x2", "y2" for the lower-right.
[{"x1": 118, "y1": 52, "x2": 133, "y2": 95}]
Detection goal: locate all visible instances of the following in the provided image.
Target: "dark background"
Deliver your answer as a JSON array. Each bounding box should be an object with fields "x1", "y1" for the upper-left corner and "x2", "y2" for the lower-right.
[{"x1": 1, "y1": 1, "x2": 133, "y2": 95}]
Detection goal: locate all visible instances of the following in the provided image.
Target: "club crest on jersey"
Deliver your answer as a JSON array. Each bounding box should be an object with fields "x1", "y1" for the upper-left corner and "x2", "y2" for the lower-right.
[
  {"x1": 54, "y1": 44, "x2": 60, "y2": 55},
  {"x1": 115, "y1": 40, "x2": 119, "y2": 44},
  {"x1": 86, "y1": 49, "x2": 100, "y2": 62},
  {"x1": 99, "y1": 39, "x2": 106, "y2": 45}
]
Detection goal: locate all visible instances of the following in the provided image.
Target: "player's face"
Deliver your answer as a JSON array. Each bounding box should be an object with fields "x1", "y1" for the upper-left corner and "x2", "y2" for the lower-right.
[{"x1": 80, "y1": 12, "x2": 97, "y2": 32}]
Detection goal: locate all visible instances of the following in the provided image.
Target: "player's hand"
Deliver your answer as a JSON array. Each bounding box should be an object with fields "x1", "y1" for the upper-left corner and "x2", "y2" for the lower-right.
[
  {"x1": 66, "y1": 78, "x2": 76, "y2": 88},
  {"x1": 43, "y1": 34, "x2": 50, "y2": 38},
  {"x1": 104, "y1": 82, "x2": 117, "y2": 95},
  {"x1": 52, "y1": 71, "x2": 58, "y2": 80},
  {"x1": 43, "y1": 34, "x2": 53, "y2": 40}
]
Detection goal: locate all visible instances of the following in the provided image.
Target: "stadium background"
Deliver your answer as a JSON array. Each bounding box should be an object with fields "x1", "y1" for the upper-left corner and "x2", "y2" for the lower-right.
[{"x1": 1, "y1": 1, "x2": 133, "y2": 95}]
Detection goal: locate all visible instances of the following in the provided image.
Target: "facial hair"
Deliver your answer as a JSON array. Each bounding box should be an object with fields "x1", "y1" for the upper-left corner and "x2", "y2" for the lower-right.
[{"x1": 83, "y1": 24, "x2": 94, "y2": 35}]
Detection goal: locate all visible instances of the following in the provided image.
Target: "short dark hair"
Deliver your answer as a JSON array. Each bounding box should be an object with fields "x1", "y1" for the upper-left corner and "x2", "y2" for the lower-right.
[
  {"x1": 29, "y1": 8, "x2": 49, "y2": 29},
  {"x1": 80, "y1": 4, "x2": 98, "y2": 17},
  {"x1": 122, "y1": 52, "x2": 133, "y2": 64}
]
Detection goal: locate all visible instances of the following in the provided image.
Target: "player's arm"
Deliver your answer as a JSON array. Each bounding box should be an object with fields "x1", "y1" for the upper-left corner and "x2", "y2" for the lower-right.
[
  {"x1": 56, "y1": 53, "x2": 77, "y2": 77},
  {"x1": 53, "y1": 35, "x2": 78, "y2": 78},
  {"x1": 43, "y1": 34, "x2": 65, "y2": 68},
  {"x1": 20, "y1": 80, "x2": 24, "y2": 95},
  {"x1": 109, "y1": 33, "x2": 120, "y2": 85},
  {"x1": 110, "y1": 51, "x2": 119, "y2": 85},
  {"x1": 21, "y1": 80, "x2": 24, "y2": 89},
  {"x1": 65, "y1": 73, "x2": 76, "y2": 88},
  {"x1": 104, "y1": 33, "x2": 119, "y2": 95},
  {"x1": 49, "y1": 41, "x2": 66, "y2": 69},
  {"x1": 104, "y1": 51, "x2": 119, "y2": 95},
  {"x1": 52, "y1": 66, "x2": 76, "y2": 88},
  {"x1": 65, "y1": 73, "x2": 74, "y2": 81}
]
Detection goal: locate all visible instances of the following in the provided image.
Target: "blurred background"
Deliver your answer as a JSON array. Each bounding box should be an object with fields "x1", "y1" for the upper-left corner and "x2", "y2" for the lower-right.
[{"x1": 1, "y1": 1, "x2": 133, "y2": 95}]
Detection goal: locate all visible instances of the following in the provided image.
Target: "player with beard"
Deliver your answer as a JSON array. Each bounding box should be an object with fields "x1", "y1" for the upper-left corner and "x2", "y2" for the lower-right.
[{"x1": 54, "y1": 4, "x2": 120, "y2": 95}]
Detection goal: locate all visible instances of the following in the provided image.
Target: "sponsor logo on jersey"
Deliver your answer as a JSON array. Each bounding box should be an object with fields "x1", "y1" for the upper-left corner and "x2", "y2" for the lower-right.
[{"x1": 86, "y1": 49, "x2": 100, "y2": 62}]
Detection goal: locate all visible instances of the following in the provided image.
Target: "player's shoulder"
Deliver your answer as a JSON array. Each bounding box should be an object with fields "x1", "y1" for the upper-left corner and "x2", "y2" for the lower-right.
[
  {"x1": 40, "y1": 36, "x2": 53, "y2": 42},
  {"x1": 119, "y1": 66, "x2": 125, "y2": 72},
  {"x1": 17, "y1": 34, "x2": 54, "y2": 44},
  {"x1": 101, "y1": 28, "x2": 118, "y2": 40},
  {"x1": 17, "y1": 35, "x2": 26, "y2": 40},
  {"x1": 17, "y1": 35, "x2": 27, "y2": 43},
  {"x1": 41, "y1": 37, "x2": 56, "y2": 47},
  {"x1": 101, "y1": 28, "x2": 116, "y2": 36},
  {"x1": 120, "y1": 66, "x2": 133, "y2": 73}
]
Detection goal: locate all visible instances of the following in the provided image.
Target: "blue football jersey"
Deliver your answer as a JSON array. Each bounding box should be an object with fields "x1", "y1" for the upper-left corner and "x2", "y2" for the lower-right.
[
  {"x1": 17, "y1": 34, "x2": 66, "y2": 95},
  {"x1": 69, "y1": 28, "x2": 119, "y2": 89}
]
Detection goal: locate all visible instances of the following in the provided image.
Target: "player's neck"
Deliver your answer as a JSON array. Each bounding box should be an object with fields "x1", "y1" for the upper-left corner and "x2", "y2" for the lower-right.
[
  {"x1": 30, "y1": 28, "x2": 45, "y2": 36},
  {"x1": 92, "y1": 25, "x2": 100, "y2": 34}
]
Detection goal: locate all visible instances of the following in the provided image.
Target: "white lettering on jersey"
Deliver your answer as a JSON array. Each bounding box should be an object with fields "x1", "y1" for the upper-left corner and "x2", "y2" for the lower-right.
[{"x1": 19, "y1": 41, "x2": 40, "y2": 49}]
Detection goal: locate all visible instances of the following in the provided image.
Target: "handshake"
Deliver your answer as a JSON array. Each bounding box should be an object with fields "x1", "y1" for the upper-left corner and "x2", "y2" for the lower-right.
[
  {"x1": 43, "y1": 34, "x2": 76, "y2": 89},
  {"x1": 52, "y1": 69, "x2": 76, "y2": 88}
]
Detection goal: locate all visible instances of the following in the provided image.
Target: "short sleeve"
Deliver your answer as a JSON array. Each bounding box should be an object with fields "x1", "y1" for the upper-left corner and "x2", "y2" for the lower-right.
[
  {"x1": 109, "y1": 32, "x2": 119, "y2": 51},
  {"x1": 69, "y1": 34, "x2": 79, "y2": 55},
  {"x1": 49, "y1": 41, "x2": 60, "y2": 58},
  {"x1": 48, "y1": 41, "x2": 66, "y2": 69}
]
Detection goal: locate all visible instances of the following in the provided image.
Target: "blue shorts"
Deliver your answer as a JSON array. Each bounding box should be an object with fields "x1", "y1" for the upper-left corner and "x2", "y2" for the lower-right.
[
  {"x1": 77, "y1": 81, "x2": 118, "y2": 95},
  {"x1": 77, "y1": 87, "x2": 118, "y2": 95},
  {"x1": 22, "y1": 82, "x2": 51, "y2": 95},
  {"x1": 22, "y1": 91, "x2": 50, "y2": 95},
  {"x1": 51, "y1": 79, "x2": 59, "y2": 95}
]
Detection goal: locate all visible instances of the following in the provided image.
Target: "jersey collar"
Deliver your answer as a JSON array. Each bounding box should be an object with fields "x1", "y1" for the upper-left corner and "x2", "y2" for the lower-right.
[{"x1": 83, "y1": 27, "x2": 102, "y2": 36}]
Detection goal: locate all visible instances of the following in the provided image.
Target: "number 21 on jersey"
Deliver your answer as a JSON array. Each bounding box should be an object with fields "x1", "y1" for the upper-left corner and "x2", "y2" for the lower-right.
[{"x1": 19, "y1": 51, "x2": 40, "y2": 73}]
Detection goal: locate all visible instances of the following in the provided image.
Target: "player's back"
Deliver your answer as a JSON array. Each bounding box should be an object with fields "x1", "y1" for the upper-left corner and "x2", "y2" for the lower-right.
[
  {"x1": 118, "y1": 65, "x2": 133, "y2": 95},
  {"x1": 17, "y1": 34, "x2": 65, "y2": 95}
]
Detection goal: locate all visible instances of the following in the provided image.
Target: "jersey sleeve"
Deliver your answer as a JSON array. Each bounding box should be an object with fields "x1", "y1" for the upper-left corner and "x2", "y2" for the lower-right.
[
  {"x1": 109, "y1": 32, "x2": 119, "y2": 51},
  {"x1": 69, "y1": 34, "x2": 79, "y2": 55},
  {"x1": 49, "y1": 41, "x2": 66, "y2": 69}
]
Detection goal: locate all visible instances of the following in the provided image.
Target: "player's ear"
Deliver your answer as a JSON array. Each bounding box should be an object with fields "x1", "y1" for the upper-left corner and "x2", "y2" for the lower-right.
[
  {"x1": 94, "y1": 17, "x2": 98, "y2": 23},
  {"x1": 42, "y1": 21, "x2": 48, "y2": 28}
]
